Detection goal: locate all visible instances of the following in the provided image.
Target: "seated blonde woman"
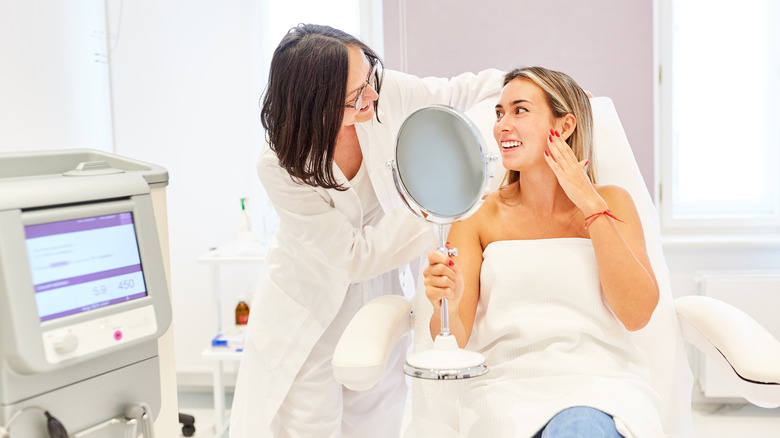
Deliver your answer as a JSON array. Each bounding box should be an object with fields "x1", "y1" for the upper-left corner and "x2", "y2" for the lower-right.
[{"x1": 423, "y1": 67, "x2": 664, "y2": 437}]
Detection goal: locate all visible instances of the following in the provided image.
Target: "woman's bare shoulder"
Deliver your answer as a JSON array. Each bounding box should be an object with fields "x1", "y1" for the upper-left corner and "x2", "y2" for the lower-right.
[
  {"x1": 451, "y1": 189, "x2": 502, "y2": 232},
  {"x1": 595, "y1": 184, "x2": 634, "y2": 206}
]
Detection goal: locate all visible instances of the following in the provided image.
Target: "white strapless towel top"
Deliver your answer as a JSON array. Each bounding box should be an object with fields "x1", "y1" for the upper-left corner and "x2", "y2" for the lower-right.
[{"x1": 458, "y1": 238, "x2": 664, "y2": 438}]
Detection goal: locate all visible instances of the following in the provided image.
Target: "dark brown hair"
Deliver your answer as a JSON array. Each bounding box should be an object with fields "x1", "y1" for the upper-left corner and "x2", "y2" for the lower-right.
[{"x1": 260, "y1": 24, "x2": 383, "y2": 190}]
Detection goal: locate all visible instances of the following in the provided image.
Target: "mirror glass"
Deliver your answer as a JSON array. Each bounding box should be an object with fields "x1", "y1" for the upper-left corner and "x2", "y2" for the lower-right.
[{"x1": 394, "y1": 105, "x2": 488, "y2": 222}]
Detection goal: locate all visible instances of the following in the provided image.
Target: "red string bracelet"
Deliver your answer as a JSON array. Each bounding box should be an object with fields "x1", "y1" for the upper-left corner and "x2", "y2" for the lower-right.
[{"x1": 584, "y1": 209, "x2": 625, "y2": 228}]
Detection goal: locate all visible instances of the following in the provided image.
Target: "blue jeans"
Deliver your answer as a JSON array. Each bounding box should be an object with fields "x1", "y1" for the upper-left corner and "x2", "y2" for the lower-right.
[{"x1": 532, "y1": 406, "x2": 624, "y2": 438}]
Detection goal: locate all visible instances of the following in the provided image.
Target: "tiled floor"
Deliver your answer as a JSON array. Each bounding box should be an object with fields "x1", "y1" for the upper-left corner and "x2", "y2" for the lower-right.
[{"x1": 178, "y1": 392, "x2": 780, "y2": 437}]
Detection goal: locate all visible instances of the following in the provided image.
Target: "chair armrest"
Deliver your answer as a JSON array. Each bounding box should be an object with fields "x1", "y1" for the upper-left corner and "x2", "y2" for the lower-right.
[
  {"x1": 332, "y1": 295, "x2": 412, "y2": 391},
  {"x1": 675, "y1": 295, "x2": 780, "y2": 407}
]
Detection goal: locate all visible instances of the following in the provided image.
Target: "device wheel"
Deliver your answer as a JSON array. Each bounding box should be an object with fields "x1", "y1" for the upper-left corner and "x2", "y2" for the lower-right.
[
  {"x1": 178, "y1": 412, "x2": 196, "y2": 437},
  {"x1": 181, "y1": 424, "x2": 196, "y2": 437}
]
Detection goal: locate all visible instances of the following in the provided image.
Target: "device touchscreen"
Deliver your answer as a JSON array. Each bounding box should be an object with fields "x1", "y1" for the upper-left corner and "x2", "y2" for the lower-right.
[{"x1": 25, "y1": 212, "x2": 149, "y2": 322}]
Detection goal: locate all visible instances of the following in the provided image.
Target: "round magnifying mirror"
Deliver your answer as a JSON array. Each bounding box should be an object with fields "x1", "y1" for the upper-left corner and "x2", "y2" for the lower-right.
[
  {"x1": 393, "y1": 105, "x2": 493, "y2": 225},
  {"x1": 390, "y1": 104, "x2": 497, "y2": 380}
]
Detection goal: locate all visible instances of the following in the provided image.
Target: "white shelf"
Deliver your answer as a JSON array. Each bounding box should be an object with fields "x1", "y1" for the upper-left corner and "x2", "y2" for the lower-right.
[
  {"x1": 199, "y1": 249, "x2": 264, "y2": 433},
  {"x1": 197, "y1": 249, "x2": 265, "y2": 265},
  {"x1": 201, "y1": 347, "x2": 243, "y2": 362}
]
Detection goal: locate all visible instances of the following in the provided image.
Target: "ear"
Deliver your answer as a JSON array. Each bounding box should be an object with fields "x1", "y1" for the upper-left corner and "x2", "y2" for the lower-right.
[{"x1": 558, "y1": 113, "x2": 577, "y2": 141}]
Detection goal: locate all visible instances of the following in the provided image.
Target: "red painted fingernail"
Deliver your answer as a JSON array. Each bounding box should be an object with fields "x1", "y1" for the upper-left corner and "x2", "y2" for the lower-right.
[
  {"x1": 544, "y1": 150, "x2": 549, "y2": 157},
  {"x1": 448, "y1": 259, "x2": 454, "y2": 266},
  {"x1": 548, "y1": 134, "x2": 552, "y2": 142},
  {"x1": 549, "y1": 128, "x2": 554, "y2": 135},
  {"x1": 584, "y1": 160, "x2": 589, "y2": 166},
  {"x1": 555, "y1": 130, "x2": 560, "y2": 137}
]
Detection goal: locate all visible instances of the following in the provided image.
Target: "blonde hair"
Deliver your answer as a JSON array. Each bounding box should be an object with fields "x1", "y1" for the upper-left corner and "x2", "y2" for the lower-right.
[{"x1": 501, "y1": 66, "x2": 596, "y2": 186}]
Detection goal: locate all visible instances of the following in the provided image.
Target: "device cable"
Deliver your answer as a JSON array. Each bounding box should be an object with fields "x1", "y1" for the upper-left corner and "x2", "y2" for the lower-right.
[{"x1": 0, "y1": 406, "x2": 68, "y2": 438}]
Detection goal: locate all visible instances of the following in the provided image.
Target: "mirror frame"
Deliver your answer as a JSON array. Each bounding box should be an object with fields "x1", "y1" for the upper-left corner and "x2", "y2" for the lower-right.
[{"x1": 391, "y1": 104, "x2": 497, "y2": 226}]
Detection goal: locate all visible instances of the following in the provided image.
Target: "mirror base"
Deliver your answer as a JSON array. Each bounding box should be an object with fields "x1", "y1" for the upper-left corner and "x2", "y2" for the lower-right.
[{"x1": 403, "y1": 334, "x2": 489, "y2": 380}]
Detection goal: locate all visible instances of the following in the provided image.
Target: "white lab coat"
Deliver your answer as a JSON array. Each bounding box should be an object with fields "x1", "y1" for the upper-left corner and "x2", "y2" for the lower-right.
[{"x1": 229, "y1": 68, "x2": 504, "y2": 437}]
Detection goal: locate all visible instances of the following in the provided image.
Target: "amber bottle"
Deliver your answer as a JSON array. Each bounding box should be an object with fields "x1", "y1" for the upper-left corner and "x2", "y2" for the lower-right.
[{"x1": 235, "y1": 297, "x2": 250, "y2": 326}]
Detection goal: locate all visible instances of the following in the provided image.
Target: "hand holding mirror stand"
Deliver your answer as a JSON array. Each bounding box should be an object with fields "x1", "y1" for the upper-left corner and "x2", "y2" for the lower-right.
[
  {"x1": 402, "y1": 224, "x2": 490, "y2": 380},
  {"x1": 389, "y1": 105, "x2": 497, "y2": 380}
]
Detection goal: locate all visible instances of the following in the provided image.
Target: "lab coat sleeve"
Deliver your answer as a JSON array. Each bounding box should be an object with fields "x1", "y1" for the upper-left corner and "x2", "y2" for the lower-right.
[
  {"x1": 258, "y1": 149, "x2": 437, "y2": 283},
  {"x1": 382, "y1": 68, "x2": 505, "y2": 117}
]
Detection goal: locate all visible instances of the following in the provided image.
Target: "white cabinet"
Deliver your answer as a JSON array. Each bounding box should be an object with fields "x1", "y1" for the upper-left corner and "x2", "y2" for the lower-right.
[{"x1": 198, "y1": 250, "x2": 264, "y2": 436}]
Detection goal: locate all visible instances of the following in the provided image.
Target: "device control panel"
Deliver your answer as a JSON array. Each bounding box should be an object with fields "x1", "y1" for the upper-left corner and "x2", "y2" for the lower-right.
[{"x1": 41, "y1": 305, "x2": 157, "y2": 364}]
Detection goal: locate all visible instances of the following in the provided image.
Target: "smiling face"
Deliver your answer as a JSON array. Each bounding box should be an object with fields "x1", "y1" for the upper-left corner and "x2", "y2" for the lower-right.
[
  {"x1": 493, "y1": 78, "x2": 559, "y2": 172},
  {"x1": 342, "y1": 45, "x2": 379, "y2": 127}
]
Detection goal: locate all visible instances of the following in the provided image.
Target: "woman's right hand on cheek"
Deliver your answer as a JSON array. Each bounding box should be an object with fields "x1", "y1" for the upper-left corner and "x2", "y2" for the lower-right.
[{"x1": 422, "y1": 249, "x2": 464, "y2": 313}]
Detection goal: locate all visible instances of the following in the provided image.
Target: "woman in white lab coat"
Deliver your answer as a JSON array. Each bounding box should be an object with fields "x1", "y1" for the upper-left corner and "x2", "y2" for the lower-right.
[{"x1": 229, "y1": 24, "x2": 503, "y2": 438}]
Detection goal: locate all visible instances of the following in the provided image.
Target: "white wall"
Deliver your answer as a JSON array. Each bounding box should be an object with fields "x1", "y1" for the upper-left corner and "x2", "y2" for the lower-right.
[
  {"x1": 0, "y1": 0, "x2": 112, "y2": 151},
  {"x1": 108, "y1": 0, "x2": 271, "y2": 386}
]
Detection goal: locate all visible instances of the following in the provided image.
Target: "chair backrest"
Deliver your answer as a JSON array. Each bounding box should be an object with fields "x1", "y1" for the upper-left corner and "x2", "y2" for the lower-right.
[
  {"x1": 405, "y1": 97, "x2": 695, "y2": 437},
  {"x1": 589, "y1": 97, "x2": 694, "y2": 436}
]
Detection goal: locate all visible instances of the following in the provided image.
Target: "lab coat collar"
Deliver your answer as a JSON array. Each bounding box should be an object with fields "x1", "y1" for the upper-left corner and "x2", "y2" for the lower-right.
[
  {"x1": 355, "y1": 116, "x2": 398, "y2": 214},
  {"x1": 330, "y1": 163, "x2": 362, "y2": 228}
]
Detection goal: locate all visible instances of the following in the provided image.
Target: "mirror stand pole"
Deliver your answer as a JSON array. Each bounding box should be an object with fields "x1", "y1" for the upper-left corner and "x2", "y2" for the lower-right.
[
  {"x1": 403, "y1": 221, "x2": 488, "y2": 380},
  {"x1": 436, "y1": 224, "x2": 456, "y2": 338}
]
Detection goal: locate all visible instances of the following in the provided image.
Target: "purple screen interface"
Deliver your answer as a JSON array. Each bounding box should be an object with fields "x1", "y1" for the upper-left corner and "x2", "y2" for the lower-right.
[{"x1": 25, "y1": 212, "x2": 148, "y2": 322}]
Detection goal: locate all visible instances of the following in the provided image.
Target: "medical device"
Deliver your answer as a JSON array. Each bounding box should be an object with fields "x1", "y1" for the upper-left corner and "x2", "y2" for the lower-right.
[{"x1": 0, "y1": 150, "x2": 172, "y2": 437}]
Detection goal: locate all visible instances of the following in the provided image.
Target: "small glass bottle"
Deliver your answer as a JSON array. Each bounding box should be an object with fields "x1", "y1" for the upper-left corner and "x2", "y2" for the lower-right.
[{"x1": 235, "y1": 296, "x2": 250, "y2": 326}]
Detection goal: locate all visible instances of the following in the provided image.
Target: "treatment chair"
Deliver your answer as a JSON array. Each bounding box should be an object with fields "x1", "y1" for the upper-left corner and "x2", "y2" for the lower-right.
[{"x1": 332, "y1": 97, "x2": 780, "y2": 437}]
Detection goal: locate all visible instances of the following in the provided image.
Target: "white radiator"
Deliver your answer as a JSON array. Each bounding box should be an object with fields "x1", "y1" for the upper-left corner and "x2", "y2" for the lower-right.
[{"x1": 694, "y1": 270, "x2": 780, "y2": 399}]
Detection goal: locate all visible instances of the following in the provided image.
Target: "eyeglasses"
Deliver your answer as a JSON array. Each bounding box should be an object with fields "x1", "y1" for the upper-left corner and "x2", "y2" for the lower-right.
[{"x1": 344, "y1": 64, "x2": 377, "y2": 109}]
